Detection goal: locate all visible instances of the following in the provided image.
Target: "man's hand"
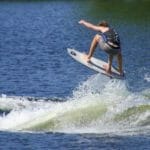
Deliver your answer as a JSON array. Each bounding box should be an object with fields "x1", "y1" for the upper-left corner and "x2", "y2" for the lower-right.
[{"x1": 78, "y1": 20, "x2": 85, "y2": 25}]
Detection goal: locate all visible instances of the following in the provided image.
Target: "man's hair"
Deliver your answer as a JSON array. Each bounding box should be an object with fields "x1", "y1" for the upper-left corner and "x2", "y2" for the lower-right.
[{"x1": 98, "y1": 20, "x2": 109, "y2": 27}]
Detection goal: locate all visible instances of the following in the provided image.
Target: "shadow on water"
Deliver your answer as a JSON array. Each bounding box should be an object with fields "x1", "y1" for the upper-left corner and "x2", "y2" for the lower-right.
[
  {"x1": 85, "y1": 0, "x2": 149, "y2": 24},
  {"x1": 0, "y1": 0, "x2": 149, "y2": 25}
]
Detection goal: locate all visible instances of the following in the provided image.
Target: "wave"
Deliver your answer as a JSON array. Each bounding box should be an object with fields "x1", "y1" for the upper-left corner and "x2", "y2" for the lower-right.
[{"x1": 0, "y1": 74, "x2": 149, "y2": 134}]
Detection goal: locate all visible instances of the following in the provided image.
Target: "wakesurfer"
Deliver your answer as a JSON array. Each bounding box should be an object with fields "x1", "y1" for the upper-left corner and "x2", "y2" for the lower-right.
[{"x1": 79, "y1": 20, "x2": 123, "y2": 75}]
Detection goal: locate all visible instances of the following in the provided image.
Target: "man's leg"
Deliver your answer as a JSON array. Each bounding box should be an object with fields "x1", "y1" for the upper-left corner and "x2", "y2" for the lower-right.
[
  {"x1": 117, "y1": 52, "x2": 123, "y2": 74},
  {"x1": 106, "y1": 54, "x2": 113, "y2": 74},
  {"x1": 103, "y1": 55, "x2": 113, "y2": 74},
  {"x1": 86, "y1": 34, "x2": 100, "y2": 61}
]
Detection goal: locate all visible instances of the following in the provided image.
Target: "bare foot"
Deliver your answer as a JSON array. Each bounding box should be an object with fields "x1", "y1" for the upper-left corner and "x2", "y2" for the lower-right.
[
  {"x1": 115, "y1": 68, "x2": 123, "y2": 76},
  {"x1": 83, "y1": 54, "x2": 91, "y2": 62},
  {"x1": 119, "y1": 71, "x2": 124, "y2": 76},
  {"x1": 103, "y1": 64, "x2": 112, "y2": 74}
]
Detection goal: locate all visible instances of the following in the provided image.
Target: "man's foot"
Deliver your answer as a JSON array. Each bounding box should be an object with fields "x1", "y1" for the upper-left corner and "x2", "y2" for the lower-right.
[
  {"x1": 116, "y1": 68, "x2": 124, "y2": 76},
  {"x1": 83, "y1": 54, "x2": 91, "y2": 62},
  {"x1": 119, "y1": 71, "x2": 124, "y2": 76},
  {"x1": 103, "y1": 64, "x2": 112, "y2": 74}
]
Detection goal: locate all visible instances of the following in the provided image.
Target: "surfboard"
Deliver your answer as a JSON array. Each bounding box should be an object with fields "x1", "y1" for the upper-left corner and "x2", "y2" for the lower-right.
[{"x1": 67, "y1": 48, "x2": 124, "y2": 79}]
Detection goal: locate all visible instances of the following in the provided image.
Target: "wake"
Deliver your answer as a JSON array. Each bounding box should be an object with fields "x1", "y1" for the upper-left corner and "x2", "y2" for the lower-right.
[{"x1": 0, "y1": 74, "x2": 149, "y2": 134}]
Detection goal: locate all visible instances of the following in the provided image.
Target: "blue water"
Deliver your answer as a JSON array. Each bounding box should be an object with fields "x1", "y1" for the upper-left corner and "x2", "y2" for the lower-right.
[{"x1": 0, "y1": 1, "x2": 149, "y2": 149}]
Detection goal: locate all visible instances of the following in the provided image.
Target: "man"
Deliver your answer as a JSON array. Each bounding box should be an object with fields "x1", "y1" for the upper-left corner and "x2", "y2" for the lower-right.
[{"x1": 78, "y1": 19, "x2": 123, "y2": 75}]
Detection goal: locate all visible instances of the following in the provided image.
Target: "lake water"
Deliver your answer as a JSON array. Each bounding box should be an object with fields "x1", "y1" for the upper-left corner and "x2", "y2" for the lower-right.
[{"x1": 0, "y1": 0, "x2": 149, "y2": 149}]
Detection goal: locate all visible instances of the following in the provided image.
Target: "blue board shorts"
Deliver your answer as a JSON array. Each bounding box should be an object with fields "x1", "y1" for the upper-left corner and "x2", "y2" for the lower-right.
[{"x1": 98, "y1": 35, "x2": 121, "y2": 55}]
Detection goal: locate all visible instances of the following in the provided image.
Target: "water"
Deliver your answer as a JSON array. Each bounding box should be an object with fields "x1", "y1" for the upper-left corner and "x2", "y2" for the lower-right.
[{"x1": 0, "y1": 0, "x2": 150, "y2": 149}]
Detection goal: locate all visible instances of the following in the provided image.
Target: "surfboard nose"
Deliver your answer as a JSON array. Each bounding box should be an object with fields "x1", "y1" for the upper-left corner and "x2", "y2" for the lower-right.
[
  {"x1": 67, "y1": 48, "x2": 76, "y2": 56},
  {"x1": 67, "y1": 48, "x2": 72, "y2": 53}
]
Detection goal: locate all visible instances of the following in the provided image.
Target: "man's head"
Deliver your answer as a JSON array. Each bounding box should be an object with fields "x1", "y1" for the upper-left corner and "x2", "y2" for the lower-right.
[{"x1": 98, "y1": 20, "x2": 109, "y2": 27}]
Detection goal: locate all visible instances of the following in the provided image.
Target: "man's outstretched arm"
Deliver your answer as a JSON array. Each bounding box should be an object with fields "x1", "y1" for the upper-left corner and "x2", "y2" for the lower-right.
[{"x1": 78, "y1": 20, "x2": 101, "y2": 31}]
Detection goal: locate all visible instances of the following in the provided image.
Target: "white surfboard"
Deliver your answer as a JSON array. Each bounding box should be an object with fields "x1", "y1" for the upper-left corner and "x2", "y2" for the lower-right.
[{"x1": 67, "y1": 48, "x2": 124, "y2": 79}]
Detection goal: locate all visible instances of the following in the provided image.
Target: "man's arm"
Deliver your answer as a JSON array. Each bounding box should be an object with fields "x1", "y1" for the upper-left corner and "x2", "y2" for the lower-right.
[{"x1": 79, "y1": 20, "x2": 101, "y2": 31}]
